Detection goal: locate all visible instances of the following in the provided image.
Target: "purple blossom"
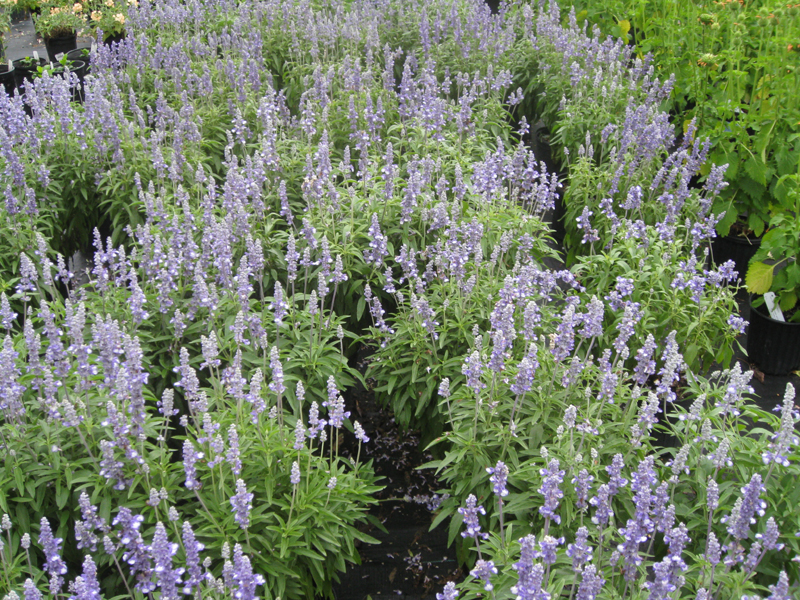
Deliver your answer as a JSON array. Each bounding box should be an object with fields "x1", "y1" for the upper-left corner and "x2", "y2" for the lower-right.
[
  {"x1": 579, "y1": 296, "x2": 604, "y2": 339},
  {"x1": 487, "y1": 461, "x2": 509, "y2": 498},
  {"x1": 23, "y1": 579, "x2": 42, "y2": 600},
  {"x1": 511, "y1": 535, "x2": 548, "y2": 600},
  {"x1": 286, "y1": 234, "x2": 298, "y2": 283},
  {"x1": 538, "y1": 459, "x2": 564, "y2": 525},
  {"x1": 727, "y1": 314, "x2": 747, "y2": 334},
  {"x1": 756, "y1": 517, "x2": 783, "y2": 551},
  {"x1": 75, "y1": 492, "x2": 107, "y2": 552},
  {"x1": 566, "y1": 527, "x2": 593, "y2": 570},
  {"x1": 323, "y1": 377, "x2": 349, "y2": 428},
  {"x1": 572, "y1": 469, "x2": 594, "y2": 511},
  {"x1": 606, "y1": 454, "x2": 628, "y2": 495},
  {"x1": 575, "y1": 564, "x2": 605, "y2": 600},
  {"x1": 551, "y1": 304, "x2": 576, "y2": 362},
  {"x1": 705, "y1": 532, "x2": 721, "y2": 565},
  {"x1": 707, "y1": 479, "x2": 719, "y2": 511},
  {"x1": 200, "y1": 332, "x2": 220, "y2": 371},
  {"x1": 181, "y1": 522, "x2": 205, "y2": 594},
  {"x1": 576, "y1": 207, "x2": 599, "y2": 244},
  {"x1": 71, "y1": 555, "x2": 101, "y2": 600},
  {"x1": 226, "y1": 424, "x2": 242, "y2": 476},
  {"x1": 290, "y1": 461, "x2": 301, "y2": 485},
  {"x1": 182, "y1": 440, "x2": 203, "y2": 491},
  {"x1": 633, "y1": 334, "x2": 657, "y2": 386},
  {"x1": 656, "y1": 331, "x2": 683, "y2": 403},
  {"x1": 150, "y1": 522, "x2": 183, "y2": 600},
  {"x1": 228, "y1": 544, "x2": 265, "y2": 600},
  {"x1": 437, "y1": 582, "x2": 458, "y2": 600},
  {"x1": 725, "y1": 474, "x2": 766, "y2": 541},
  {"x1": 230, "y1": 479, "x2": 254, "y2": 529},
  {"x1": 763, "y1": 383, "x2": 798, "y2": 466},
  {"x1": 766, "y1": 571, "x2": 791, "y2": 600},
  {"x1": 270, "y1": 282, "x2": 290, "y2": 326},
  {"x1": 363, "y1": 213, "x2": 389, "y2": 267},
  {"x1": 511, "y1": 354, "x2": 538, "y2": 395},
  {"x1": 268, "y1": 346, "x2": 285, "y2": 397},
  {"x1": 112, "y1": 508, "x2": 153, "y2": 593},
  {"x1": 590, "y1": 484, "x2": 614, "y2": 527},
  {"x1": 537, "y1": 535, "x2": 563, "y2": 565},
  {"x1": 354, "y1": 421, "x2": 369, "y2": 443},
  {"x1": 715, "y1": 363, "x2": 753, "y2": 417},
  {"x1": 38, "y1": 518, "x2": 67, "y2": 595},
  {"x1": 462, "y1": 350, "x2": 486, "y2": 396},
  {"x1": 470, "y1": 559, "x2": 498, "y2": 591},
  {"x1": 0, "y1": 293, "x2": 16, "y2": 329},
  {"x1": 293, "y1": 419, "x2": 306, "y2": 450},
  {"x1": 458, "y1": 494, "x2": 488, "y2": 540}
]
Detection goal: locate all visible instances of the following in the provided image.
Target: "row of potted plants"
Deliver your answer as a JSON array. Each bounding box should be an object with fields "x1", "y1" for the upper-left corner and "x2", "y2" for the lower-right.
[{"x1": 552, "y1": 0, "x2": 800, "y2": 341}]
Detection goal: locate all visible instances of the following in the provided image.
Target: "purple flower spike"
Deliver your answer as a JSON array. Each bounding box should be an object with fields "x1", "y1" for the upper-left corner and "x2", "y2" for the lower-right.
[
  {"x1": 766, "y1": 571, "x2": 791, "y2": 600},
  {"x1": 71, "y1": 555, "x2": 101, "y2": 600},
  {"x1": 538, "y1": 459, "x2": 564, "y2": 525},
  {"x1": 537, "y1": 535, "x2": 564, "y2": 565},
  {"x1": 458, "y1": 494, "x2": 488, "y2": 540},
  {"x1": 436, "y1": 581, "x2": 458, "y2": 600},
  {"x1": 38, "y1": 517, "x2": 67, "y2": 595},
  {"x1": 181, "y1": 521, "x2": 205, "y2": 594},
  {"x1": 230, "y1": 479, "x2": 254, "y2": 530},
  {"x1": 725, "y1": 473, "x2": 766, "y2": 541},
  {"x1": 150, "y1": 522, "x2": 183, "y2": 599},
  {"x1": 576, "y1": 564, "x2": 605, "y2": 600},
  {"x1": 182, "y1": 440, "x2": 203, "y2": 491},
  {"x1": 487, "y1": 461, "x2": 509, "y2": 498},
  {"x1": 470, "y1": 559, "x2": 498, "y2": 591},
  {"x1": 229, "y1": 544, "x2": 265, "y2": 600},
  {"x1": 23, "y1": 579, "x2": 42, "y2": 600},
  {"x1": 567, "y1": 527, "x2": 593, "y2": 571},
  {"x1": 364, "y1": 213, "x2": 389, "y2": 267},
  {"x1": 354, "y1": 421, "x2": 370, "y2": 443},
  {"x1": 572, "y1": 469, "x2": 594, "y2": 510},
  {"x1": 511, "y1": 535, "x2": 547, "y2": 600}
]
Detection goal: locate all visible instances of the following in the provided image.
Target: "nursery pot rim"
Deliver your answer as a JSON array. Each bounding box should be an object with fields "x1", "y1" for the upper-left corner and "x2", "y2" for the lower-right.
[
  {"x1": 749, "y1": 294, "x2": 800, "y2": 326},
  {"x1": 747, "y1": 294, "x2": 800, "y2": 376}
]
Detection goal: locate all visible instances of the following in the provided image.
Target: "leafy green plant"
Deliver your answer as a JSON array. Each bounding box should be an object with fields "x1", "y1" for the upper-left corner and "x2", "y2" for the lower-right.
[
  {"x1": 33, "y1": 2, "x2": 84, "y2": 39},
  {"x1": 746, "y1": 174, "x2": 800, "y2": 321}
]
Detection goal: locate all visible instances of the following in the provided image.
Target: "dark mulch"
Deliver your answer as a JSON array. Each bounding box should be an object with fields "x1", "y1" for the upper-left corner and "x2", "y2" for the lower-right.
[{"x1": 334, "y1": 346, "x2": 462, "y2": 600}]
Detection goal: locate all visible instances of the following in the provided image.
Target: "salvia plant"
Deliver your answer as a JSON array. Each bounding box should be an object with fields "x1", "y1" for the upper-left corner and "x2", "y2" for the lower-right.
[{"x1": 0, "y1": 0, "x2": 796, "y2": 599}]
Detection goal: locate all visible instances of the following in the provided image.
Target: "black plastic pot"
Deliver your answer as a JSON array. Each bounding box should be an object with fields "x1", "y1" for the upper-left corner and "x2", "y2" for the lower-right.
[
  {"x1": 44, "y1": 33, "x2": 78, "y2": 63},
  {"x1": 747, "y1": 296, "x2": 800, "y2": 375},
  {"x1": 10, "y1": 8, "x2": 29, "y2": 24},
  {"x1": 712, "y1": 233, "x2": 761, "y2": 283},
  {"x1": 0, "y1": 64, "x2": 15, "y2": 96},
  {"x1": 64, "y1": 60, "x2": 86, "y2": 103},
  {"x1": 65, "y1": 59, "x2": 87, "y2": 82},
  {"x1": 12, "y1": 57, "x2": 47, "y2": 90},
  {"x1": 103, "y1": 32, "x2": 126, "y2": 48},
  {"x1": 66, "y1": 48, "x2": 91, "y2": 72}
]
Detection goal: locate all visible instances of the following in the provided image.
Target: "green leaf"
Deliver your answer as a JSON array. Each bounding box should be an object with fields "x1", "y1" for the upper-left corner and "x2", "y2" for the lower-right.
[
  {"x1": 56, "y1": 481, "x2": 69, "y2": 510},
  {"x1": 779, "y1": 290, "x2": 797, "y2": 312},
  {"x1": 738, "y1": 175, "x2": 766, "y2": 202},
  {"x1": 745, "y1": 261, "x2": 774, "y2": 294},
  {"x1": 748, "y1": 213, "x2": 765, "y2": 238}
]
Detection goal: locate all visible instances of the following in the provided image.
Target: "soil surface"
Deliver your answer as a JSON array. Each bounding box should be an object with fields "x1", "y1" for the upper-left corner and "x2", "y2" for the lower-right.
[{"x1": 334, "y1": 347, "x2": 462, "y2": 600}]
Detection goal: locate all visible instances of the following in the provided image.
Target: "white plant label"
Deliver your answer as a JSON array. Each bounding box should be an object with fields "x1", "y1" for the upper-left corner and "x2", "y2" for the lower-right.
[{"x1": 764, "y1": 292, "x2": 785, "y2": 322}]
